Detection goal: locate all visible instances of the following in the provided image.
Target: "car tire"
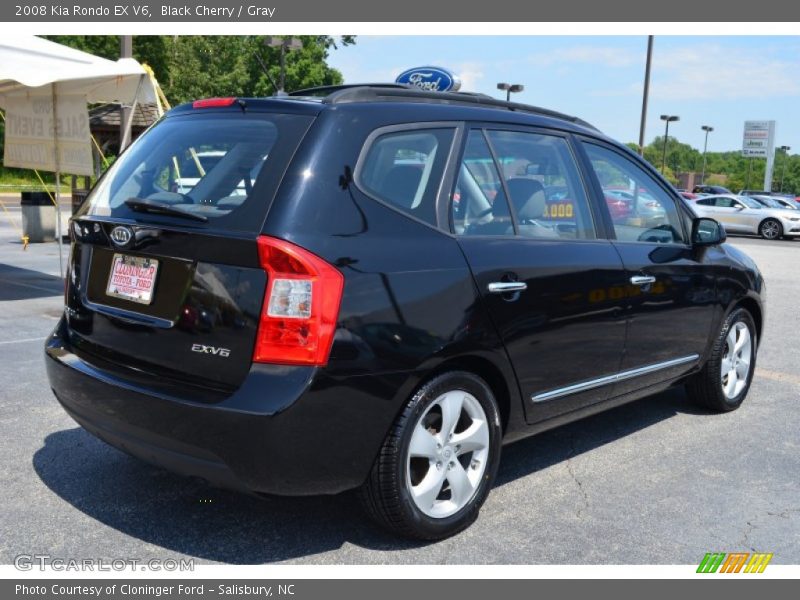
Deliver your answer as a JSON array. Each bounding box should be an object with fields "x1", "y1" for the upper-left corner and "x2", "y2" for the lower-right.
[
  {"x1": 759, "y1": 218, "x2": 783, "y2": 240},
  {"x1": 686, "y1": 308, "x2": 757, "y2": 412},
  {"x1": 360, "y1": 371, "x2": 502, "y2": 540}
]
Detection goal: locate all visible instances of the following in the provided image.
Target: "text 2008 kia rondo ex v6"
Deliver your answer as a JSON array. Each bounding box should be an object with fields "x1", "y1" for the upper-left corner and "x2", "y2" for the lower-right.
[{"x1": 47, "y1": 85, "x2": 764, "y2": 540}]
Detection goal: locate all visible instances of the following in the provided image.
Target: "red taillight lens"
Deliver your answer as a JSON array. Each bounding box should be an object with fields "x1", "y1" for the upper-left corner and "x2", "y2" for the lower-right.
[
  {"x1": 253, "y1": 236, "x2": 344, "y2": 366},
  {"x1": 192, "y1": 97, "x2": 237, "y2": 109}
]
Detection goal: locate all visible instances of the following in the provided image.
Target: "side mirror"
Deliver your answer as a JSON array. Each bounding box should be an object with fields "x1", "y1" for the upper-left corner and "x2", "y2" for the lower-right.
[
  {"x1": 692, "y1": 217, "x2": 726, "y2": 246},
  {"x1": 734, "y1": 205, "x2": 745, "y2": 211}
]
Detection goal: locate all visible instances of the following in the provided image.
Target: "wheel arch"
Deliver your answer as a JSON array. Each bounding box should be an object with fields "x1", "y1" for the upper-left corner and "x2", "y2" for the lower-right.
[
  {"x1": 733, "y1": 295, "x2": 763, "y2": 344},
  {"x1": 397, "y1": 350, "x2": 527, "y2": 438}
]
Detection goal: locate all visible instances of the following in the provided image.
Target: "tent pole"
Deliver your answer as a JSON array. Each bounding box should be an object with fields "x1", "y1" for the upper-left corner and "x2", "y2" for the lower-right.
[
  {"x1": 51, "y1": 83, "x2": 64, "y2": 279},
  {"x1": 120, "y1": 74, "x2": 144, "y2": 151}
]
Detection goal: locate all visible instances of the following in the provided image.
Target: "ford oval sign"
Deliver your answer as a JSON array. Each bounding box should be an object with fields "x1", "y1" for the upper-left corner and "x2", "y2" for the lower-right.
[{"x1": 396, "y1": 66, "x2": 461, "y2": 93}]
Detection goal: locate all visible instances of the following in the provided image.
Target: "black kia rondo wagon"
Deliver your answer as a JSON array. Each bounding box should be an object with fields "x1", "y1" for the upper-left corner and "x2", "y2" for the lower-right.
[{"x1": 47, "y1": 85, "x2": 764, "y2": 539}]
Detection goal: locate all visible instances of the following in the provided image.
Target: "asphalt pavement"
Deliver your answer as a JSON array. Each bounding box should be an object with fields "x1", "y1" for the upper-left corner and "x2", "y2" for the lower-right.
[{"x1": 0, "y1": 210, "x2": 798, "y2": 565}]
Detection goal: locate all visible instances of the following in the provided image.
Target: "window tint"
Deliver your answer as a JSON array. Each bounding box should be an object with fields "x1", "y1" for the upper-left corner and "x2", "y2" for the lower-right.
[
  {"x1": 486, "y1": 130, "x2": 595, "y2": 239},
  {"x1": 359, "y1": 128, "x2": 455, "y2": 227},
  {"x1": 85, "y1": 113, "x2": 312, "y2": 232},
  {"x1": 583, "y1": 143, "x2": 686, "y2": 245},
  {"x1": 452, "y1": 130, "x2": 513, "y2": 236},
  {"x1": 696, "y1": 198, "x2": 715, "y2": 206}
]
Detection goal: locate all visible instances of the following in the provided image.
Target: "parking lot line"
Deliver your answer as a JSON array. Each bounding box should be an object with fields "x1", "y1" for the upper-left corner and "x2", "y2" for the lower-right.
[
  {"x1": 0, "y1": 336, "x2": 47, "y2": 345},
  {"x1": 755, "y1": 368, "x2": 800, "y2": 387},
  {"x1": 0, "y1": 277, "x2": 63, "y2": 294}
]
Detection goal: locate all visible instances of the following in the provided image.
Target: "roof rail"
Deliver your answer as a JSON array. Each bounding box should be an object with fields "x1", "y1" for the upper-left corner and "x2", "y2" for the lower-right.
[
  {"x1": 293, "y1": 84, "x2": 597, "y2": 131},
  {"x1": 287, "y1": 83, "x2": 410, "y2": 97}
]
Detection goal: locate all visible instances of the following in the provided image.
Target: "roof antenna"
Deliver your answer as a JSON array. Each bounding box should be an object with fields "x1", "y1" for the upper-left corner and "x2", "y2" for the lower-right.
[{"x1": 254, "y1": 52, "x2": 287, "y2": 97}]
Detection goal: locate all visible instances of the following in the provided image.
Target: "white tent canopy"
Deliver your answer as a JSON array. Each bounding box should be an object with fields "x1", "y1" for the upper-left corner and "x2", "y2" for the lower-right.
[
  {"x1": 0, "y1": 35, "x2": 155, "y2": 106},
  {"x1": 0, "y1": 36, "x2": 158, "y2": 276}
]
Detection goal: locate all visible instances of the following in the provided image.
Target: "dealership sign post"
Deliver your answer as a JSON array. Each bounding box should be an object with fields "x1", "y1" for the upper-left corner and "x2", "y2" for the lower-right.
[{"x1": 742, "y1": 120, "x2": 776, "y2": 192}]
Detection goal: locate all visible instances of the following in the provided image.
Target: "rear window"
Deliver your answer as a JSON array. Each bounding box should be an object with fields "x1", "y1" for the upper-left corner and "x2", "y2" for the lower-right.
[{"x1": 84, "y1": 112, "x2": 313, "y2": 232}]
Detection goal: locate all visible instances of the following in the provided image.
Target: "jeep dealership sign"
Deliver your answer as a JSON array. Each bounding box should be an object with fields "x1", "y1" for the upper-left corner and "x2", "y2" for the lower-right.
[{"x1": 742, "y1": 120, "x2": 775, "y2": 158}]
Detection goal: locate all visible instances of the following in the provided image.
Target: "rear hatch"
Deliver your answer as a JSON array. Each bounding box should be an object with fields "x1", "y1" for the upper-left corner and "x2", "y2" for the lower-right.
[{"x1": 65, "y1": 100, "x2": 315, "y2": 394}]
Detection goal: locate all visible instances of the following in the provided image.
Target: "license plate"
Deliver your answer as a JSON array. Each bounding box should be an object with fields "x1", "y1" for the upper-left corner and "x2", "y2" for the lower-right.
[{"x1": 106, "y1": 254, "x2": 159, "y2": 305}]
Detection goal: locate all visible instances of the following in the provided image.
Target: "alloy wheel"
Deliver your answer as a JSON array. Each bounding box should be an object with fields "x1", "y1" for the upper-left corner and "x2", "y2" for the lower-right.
[
  {"x1": 406, "y1": 390, "x2": 490, "y2": 518},
  {"x1": 720, "y1": 322, "x2": 752, "y2": 399},
  {"x1": 760, "y1": 220, "x2": 781, "y2": 239}
]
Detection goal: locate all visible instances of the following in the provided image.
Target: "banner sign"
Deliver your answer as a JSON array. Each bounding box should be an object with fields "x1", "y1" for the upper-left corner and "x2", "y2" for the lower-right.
[{"x1": 2, "y1": 93, "x2": 93, "y2": 175}]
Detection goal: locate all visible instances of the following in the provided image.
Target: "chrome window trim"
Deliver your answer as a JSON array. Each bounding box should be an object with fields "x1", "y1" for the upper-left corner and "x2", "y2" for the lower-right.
[{"x1": 531, "y1": 354, "x2": 699, "y2": 403}]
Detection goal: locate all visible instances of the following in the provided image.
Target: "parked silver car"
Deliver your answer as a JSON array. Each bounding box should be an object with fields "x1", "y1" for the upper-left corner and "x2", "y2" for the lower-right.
[{"x1": 691, "y1": 194, "x2": 800, "y2": 240}]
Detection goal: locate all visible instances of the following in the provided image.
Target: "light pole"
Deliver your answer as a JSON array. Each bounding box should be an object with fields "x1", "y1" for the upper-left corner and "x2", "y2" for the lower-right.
[
  {"x1": 779, "y1": 145, "x2": 791, "y2": 193},
  {"x1": 497, "y1": 82, "x2": 524, "y2": 102},
  {"x1": 700, "y1": 125, "x2": 713, "y2": 185},
  {"x1": 637, "y1": 35, "x2": 654, "y2": 156},
  {"x1": 660, "y1": 115, "x2": 679, "y2": 173},
  {"x1": 265, "y1": 36, "x2": 303, "y2": 93}
]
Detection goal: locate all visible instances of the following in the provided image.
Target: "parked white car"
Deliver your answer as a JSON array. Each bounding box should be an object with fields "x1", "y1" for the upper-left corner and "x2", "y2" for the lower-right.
[{"x1": 691, "y1": 194, "x2": 800, "y2": 240}]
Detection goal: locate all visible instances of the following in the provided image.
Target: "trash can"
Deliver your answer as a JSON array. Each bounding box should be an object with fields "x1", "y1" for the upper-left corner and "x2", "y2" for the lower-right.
[
  {"x1": 72, "y1": 190, "x2": 89, "y2": 215},
  {"x1": 20, "y1": 191, "x2": 57, "y2": 243}
]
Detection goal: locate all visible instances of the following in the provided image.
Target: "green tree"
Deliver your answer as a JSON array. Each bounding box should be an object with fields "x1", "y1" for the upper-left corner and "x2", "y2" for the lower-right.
[
  {"x1": 641, "y1": 136, "x2": 701, "y2": 176},
  {"x1": 43, "y1": 35, "x2": 355, "y2": 106}
]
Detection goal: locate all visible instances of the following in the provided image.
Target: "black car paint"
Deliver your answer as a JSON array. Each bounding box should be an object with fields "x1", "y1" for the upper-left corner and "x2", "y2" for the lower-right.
[{"x1": 46, "y1": 97, "x2": 765, "y2": 496}]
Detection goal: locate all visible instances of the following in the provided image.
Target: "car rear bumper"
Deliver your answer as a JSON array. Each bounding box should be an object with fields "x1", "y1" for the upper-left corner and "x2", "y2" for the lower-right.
[{"x1": 45, "y1": 317, "x2": 400, "y2": 496}]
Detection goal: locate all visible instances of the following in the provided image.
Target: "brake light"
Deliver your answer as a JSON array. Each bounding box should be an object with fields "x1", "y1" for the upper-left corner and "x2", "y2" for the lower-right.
[
  {"x1": 253, "y1": 236, "x2": 344, "y2": 366},
  {"x1": 192, "y1": 97, "x2": 237, "y2": 109}
]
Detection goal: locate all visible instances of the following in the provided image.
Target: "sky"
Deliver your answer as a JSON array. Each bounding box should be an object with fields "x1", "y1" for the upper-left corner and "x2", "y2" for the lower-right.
[{"x1": 327, "y1": 36, "x2": 800, "y2": 154}]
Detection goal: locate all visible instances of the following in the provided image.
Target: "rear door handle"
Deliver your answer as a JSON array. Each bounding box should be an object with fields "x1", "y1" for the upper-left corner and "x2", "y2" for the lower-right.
[
  {"x1": 488, "y1": 281, "x2": 528, "y2": 294},
  {"x1": 630, "y1": 275, "x2": 656, "y2": 286}
]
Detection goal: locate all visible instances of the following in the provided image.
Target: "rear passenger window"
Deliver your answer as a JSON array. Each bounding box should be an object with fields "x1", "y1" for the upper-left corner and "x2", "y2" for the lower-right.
[
  {"x1": 582, "y1": 143, "x2": 687, "y2": 245},
  {"x1": 453, "y1": 129, "x2": 595, "y2": 239},
  {"x1": 358, "y1": 128, "x2": 455, "y2": 227},
  {"x1": 452, "y1": 130, "x2": 513, "y2": 235},
  {"x1": 486, "y1": 130, "x2": 596, "y2": 239}
]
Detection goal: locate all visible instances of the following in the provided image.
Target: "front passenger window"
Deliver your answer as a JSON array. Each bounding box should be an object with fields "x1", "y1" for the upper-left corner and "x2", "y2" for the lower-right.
[{"x1": 582, "y1": 142, "x2": 686, "y2": 245}]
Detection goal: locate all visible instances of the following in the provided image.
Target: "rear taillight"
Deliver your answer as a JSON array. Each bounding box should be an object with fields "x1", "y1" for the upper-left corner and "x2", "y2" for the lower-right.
[{"x1": 253, "y1": 236, "x2": 344, "y2": 366}]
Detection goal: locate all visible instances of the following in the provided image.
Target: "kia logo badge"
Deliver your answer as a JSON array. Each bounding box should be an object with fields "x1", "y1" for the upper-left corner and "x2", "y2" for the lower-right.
[{"x1": 110, "y1": 226, "x2": 133, "y2": 247}]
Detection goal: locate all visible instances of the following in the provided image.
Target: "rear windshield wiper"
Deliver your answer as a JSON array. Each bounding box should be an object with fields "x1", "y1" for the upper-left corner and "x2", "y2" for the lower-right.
[{"x1": 124, "y1": 198, "x2": 208, "y2": 222}]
